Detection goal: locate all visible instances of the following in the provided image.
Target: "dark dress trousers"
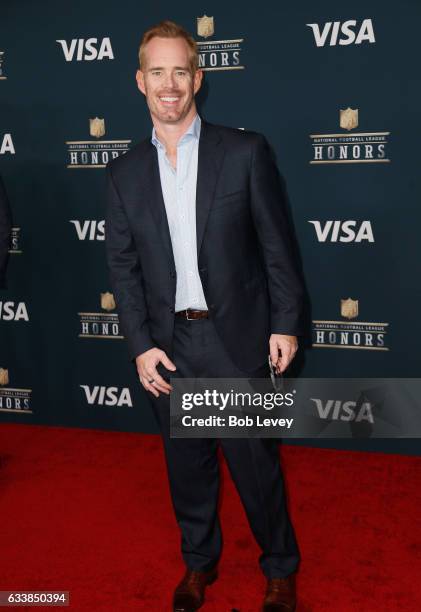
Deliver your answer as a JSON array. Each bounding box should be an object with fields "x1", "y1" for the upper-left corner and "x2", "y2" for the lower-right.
[
  {"x1": 105, "y1": 120, "x2": 305, "y2": 578},
  {"x1": 0, "y1": 175, "x2": 12, "y2": 289}
]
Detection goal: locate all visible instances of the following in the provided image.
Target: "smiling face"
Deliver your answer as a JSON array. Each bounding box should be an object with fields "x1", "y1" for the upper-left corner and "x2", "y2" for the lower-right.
[{"x1": 136, "y1": 36, "x2": 202, "y2": 126}]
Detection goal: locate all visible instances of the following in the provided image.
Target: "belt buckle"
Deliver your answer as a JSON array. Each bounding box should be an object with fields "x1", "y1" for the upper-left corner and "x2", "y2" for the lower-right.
[{"x1": 186, "y1": 309, "x2": 194, "y2": 320}]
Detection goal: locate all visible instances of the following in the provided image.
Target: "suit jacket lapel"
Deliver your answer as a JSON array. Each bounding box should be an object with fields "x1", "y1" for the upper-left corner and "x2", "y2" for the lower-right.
[
  {"x1": 196, "y1": 120, "x2": 225, "y2": 259},
  {"x1": 140, "y1": 141, "x2": 175, "y2": 270},
  {"x1": 140, "y1": 119, "x2": 224, "y2": 267}
]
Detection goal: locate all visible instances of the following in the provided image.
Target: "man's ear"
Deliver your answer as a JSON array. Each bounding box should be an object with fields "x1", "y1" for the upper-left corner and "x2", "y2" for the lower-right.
[
  {"x1": 193, "y1": 69, "x2": 203, "y2": 95},
  {"x1": 136, "y1": 69, "x2": 146, "y2": 95}
]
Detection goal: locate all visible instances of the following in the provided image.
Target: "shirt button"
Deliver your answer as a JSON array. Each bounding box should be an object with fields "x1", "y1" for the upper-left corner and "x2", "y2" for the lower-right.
[{"x1": 188, "y1": 271, "x2": 193, "y2": 276}]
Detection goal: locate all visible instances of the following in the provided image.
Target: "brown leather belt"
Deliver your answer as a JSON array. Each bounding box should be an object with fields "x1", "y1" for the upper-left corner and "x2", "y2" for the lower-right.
[{"x1": 175, "y1": 308, "x2": 209, "y2": 320}]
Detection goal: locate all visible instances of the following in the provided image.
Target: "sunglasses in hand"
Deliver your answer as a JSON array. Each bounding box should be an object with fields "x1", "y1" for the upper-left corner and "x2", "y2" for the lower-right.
[{"x1": 268, "y1": 354, "x2": 284, "y2": 392}]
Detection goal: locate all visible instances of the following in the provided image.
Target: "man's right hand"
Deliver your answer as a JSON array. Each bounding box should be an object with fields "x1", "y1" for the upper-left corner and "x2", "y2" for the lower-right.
[{"x1": 135, "y1": 348, "x2": 177, "y2": 397}]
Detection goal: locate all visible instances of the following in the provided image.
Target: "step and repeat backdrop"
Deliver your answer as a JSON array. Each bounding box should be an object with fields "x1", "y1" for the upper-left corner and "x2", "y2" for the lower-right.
[{"x1": 1, "y1": 0, "x2": 420, "y2": 453}]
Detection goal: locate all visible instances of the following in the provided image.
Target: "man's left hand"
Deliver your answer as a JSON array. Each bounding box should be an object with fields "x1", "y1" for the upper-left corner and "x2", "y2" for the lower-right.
[{"x1": 269, "y1": 334, "x2": 298, "y2": 374}]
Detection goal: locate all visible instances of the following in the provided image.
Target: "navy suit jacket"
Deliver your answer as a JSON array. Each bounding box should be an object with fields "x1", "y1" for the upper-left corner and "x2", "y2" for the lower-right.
[
  {"x1": 105, "y1": 120, "x2": 305, "y2": 373},
  {"x1": 0, "y1": 175, "x2": 12, "y2": 289}
]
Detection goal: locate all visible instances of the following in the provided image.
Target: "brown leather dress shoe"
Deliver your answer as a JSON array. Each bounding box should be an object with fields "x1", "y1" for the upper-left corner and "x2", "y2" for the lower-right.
[
  {"x1": 262, "y1": 574, "x2": 297, "y2": 611},
  {"x1": 173, "y1": 567, "x2": 218, "y2": 611}
]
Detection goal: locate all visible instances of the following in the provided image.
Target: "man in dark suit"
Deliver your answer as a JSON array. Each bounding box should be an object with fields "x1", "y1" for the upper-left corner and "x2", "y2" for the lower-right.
[
  {"x1": 105, "y1": 20, "x2": 305, "y2": 612},
  {"x1": 0, "y1": 175, "x2": 12, "y2": 289}
]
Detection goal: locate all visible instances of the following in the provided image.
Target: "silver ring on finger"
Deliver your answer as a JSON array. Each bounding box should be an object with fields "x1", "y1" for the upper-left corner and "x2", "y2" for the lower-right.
[{"x1": 147, "y1": 378, "x2": 155, "y2": 384}]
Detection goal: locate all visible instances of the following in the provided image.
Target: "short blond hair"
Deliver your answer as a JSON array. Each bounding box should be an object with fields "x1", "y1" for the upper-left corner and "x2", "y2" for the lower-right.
[{"x1": 138, "y1": 20, "x2": 199, "y2": 73}]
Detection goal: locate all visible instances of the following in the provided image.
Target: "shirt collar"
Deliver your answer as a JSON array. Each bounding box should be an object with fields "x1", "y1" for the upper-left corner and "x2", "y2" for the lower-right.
[{"x1": 151, "y1": 113, "x2": 201, "y2": 150}]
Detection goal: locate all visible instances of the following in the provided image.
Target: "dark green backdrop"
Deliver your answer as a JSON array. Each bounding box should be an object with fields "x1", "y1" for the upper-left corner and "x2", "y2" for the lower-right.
[{"x1": 1, "y1": 0, "x2": 420, "y2": 454}]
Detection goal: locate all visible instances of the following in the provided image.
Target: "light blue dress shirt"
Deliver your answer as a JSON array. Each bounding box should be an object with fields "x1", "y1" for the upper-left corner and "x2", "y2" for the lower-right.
[{"x1": 151, "y1": 114, "x2": 208, "y2": 312}]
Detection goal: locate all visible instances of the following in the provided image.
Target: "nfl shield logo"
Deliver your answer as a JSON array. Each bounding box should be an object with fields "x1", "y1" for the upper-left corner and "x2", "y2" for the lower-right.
[
  {"x1": 197, "y1": 15, "x2": 214, "y2": 38},
  {"x1": 101, "y1": 292, "x2": 116, "y2": 311},
  {"x1": 340, "y1": 108, "x2": 358, "y2": 131},
  {"x1": 90, "y1": 117, "x2": 105, "y2": 139},
  {"x1": 0, "y1": 368, "x2": 9, "y2": 386},
  {"x1": 341, "y1": 298, "x2": 359, "y2": 320}
]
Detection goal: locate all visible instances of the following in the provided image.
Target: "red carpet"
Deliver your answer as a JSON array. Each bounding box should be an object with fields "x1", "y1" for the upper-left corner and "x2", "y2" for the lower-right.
[{"x1": 0, "y1": 424, "x2": 420, "y2": 611}]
